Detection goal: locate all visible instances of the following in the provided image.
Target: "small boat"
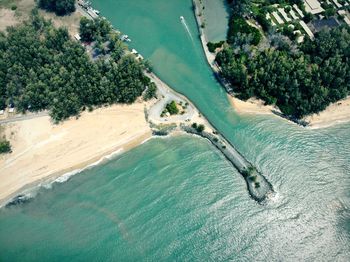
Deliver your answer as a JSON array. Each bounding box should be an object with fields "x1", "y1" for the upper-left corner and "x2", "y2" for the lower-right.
[
  {"x1": 121, "y1": 34, "x2": 131, "y2": 42},
  {"x1": 180, "y1": 16, "x2": 184, "y2": 21}
]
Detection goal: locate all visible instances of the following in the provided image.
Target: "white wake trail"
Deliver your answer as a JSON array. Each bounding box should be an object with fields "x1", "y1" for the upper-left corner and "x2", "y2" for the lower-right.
[{"x1": 180, "y1": 16, "x2": 194, "y2": 42}]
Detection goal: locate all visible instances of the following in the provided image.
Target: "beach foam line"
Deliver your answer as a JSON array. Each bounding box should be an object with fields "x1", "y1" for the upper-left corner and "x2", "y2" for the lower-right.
[{"x1": 2, "y1": 148, "x2": 126, "y2": 208}]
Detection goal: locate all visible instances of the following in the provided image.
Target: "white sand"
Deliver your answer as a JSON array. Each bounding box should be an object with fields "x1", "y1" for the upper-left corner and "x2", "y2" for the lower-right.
[
  {"x1": 0, "y1": 103, "x2": 151, "y2": 203},
  {"x1": 228, "y1": 95, "x2": 278, "y2": 115},
  {"x1": 229, "y1": 94, "x2": 350, "y2": 128},
  {"x1": 303, "y1": 97, "x2": 350, "y2": 129}
]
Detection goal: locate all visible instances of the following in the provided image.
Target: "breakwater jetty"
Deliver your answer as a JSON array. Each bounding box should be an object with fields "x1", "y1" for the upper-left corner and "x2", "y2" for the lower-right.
[{"x1": 181, "y1": 125, "x2": 274, "y2": 203}]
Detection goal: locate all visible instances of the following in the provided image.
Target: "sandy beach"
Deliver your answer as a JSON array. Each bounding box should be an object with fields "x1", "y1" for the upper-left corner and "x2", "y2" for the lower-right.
[
  {"x1": 303, "y1": 96, "x2": 350, "y2": 129},
  {"x1": 229, "y1": 94, "x2": 350, "y2": 128},
  {"x1": 0, "y1": 103, "x2": 152, "y2": 205},
  {"x1": 228, "y1": 95, "x2": 278, "y2": 115}
]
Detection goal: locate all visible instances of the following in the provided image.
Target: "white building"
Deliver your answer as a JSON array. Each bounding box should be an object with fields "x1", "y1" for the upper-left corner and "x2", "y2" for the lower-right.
[
  {"x1": 293, "y1": 4, "x2": 304, "y2": 17},
  {"x1": 272, "y1": 11, "x2": 285, "y2": 24},
  {"x1": 299, "y1": 20, "x2": 315, "y2": 40},
  {"x1": 74, "y1": 34, "x2": 81, "y2": 41},
  {"x1": 304, "y1": 0, "x2": 324, "y2": 15},
  {"x1": 278, "y1": 8, "x2": 292, "y2": 22}
]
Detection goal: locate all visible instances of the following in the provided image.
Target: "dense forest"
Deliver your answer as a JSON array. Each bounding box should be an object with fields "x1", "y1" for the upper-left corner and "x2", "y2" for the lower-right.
[
  {"x1": 38, "y1": 0, "x2": 76, "y2": 16},
  {"x1": 0, "y1": 10, "x2": 150, "y2": 122},
  {"x1": 216, "y1": 0, "x2": 350, "y2": 119},
  {"x1": 216, "y1": 26, "x2": 350, "y2": 118}
]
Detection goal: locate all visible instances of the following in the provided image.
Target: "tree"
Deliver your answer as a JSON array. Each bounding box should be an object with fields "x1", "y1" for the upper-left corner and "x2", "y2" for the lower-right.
[
  {"x1": 55, "y1": 0, "x2": 76, "y2": 16},
  {"x1": 143, "y1": 83, "x2": 157, "y2": 101},
  {"x1": 0, "y1": 140, "x2": 11, "y2": 154},
  {"x1": 196, "y1": 124, "x2": 205, "y2": 133},
  {"x1": 231, "y1": 0, "x2": 251, "y2": 16},
  {"x1": 165, "y1": 101, "x2": 179, "y2": 115},
  {"x1": 216, "y1": 26, "x2": 350, "y2": 119},
  {"x1": 0, "y1": 13, "x2": 149, "y2": 122},
  {"x1": 38, "y1": 0, "x2": 76, "y2": 16},
  {"x1": 79, "y1": 17, "x2": 96, "y2": 42}
]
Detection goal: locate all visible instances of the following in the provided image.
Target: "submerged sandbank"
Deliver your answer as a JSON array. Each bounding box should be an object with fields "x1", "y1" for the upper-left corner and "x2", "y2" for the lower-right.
[{"x1": 0, "y1": 103, "x2": 152, "y2": 205}]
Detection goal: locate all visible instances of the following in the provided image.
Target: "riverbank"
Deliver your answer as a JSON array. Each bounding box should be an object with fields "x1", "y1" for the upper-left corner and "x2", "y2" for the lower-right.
[
  {"x1": 0, "y1": 103, "x2": 152, "y2": 206},
  {"x1": 193, "y1": 0, "x2": 350, "y2": 129}
]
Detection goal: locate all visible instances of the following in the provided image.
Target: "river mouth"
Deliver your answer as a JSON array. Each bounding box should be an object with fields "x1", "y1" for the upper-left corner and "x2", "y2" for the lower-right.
[{"x1": 0, "y1": 1, "x2": 349, "y2": 261}]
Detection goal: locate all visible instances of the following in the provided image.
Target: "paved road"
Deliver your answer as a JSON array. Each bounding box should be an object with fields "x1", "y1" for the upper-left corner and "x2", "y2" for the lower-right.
[
  {"x1": 146, "y1": 72, "x2": 196, "y2": 123},
  {"x1": 0, "y1": 112, "x2": 49, "y2": 125}
]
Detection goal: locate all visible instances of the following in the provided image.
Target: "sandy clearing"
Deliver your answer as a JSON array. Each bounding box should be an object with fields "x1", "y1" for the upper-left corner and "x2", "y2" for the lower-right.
[{"x1": 0, "y1": 8, "x2": 18, "y2": 31}]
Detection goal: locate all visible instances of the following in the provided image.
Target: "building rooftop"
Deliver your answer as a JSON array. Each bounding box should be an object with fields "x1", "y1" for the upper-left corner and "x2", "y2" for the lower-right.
[
  {"x1": 310, "y1": 18, "x2": 340, "y2": 32},
  {"x1": 299, "y1": 20, "x2": 315, "y2": 40},
  {"x1": 304, "y1": 0, "x2": 324, "y2": 15}
]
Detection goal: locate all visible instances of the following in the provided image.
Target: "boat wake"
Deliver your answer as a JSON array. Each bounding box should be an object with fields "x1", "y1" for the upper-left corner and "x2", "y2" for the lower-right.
[{"x1": 180, "y1": 16, "x2": 194, "y2": 42}]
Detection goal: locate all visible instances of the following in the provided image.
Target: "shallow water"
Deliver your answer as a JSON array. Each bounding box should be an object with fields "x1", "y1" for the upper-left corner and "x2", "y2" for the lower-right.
[
  {"x1": 0, "y1": 0, "x2": 349, "y2": 260},
  {"x1": 202, "y1": 0, "x2": 230, "y2": 42}
]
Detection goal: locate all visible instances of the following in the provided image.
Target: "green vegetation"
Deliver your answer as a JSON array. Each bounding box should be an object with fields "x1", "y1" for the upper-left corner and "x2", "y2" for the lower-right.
[
  {"x1": 165, "y1": 101, "x2": 179, "y2": 115},
  {"x1": 0, "y1": 11, "x2": 149, "y2": 122},
  {"x1": 216, "y1": 26, "x2": 350, "y2": 119},
  {"x1": 79, "y1": 17, "x2": 112, "y2": 42},
  {"x1": 207, "y1": 41, "x2": 224, "y2": 53},
  {"x1": 143, "y1": 82, "x2": 157, "y2": 101},
  {"x1": 228, "y1": 0, "x2": 252, "y2": 16},
  {"x1": 38, "y1": 0, "x2": 76, "y2": 16},
  {"x1": 191, "y1": 122, "x2": 205, "y2": 133},
  {"x1": 196, "y1": 124, "x2": 205, "y2": 133},
  {"x1": 241, "y1": 166, "x2": 255, "y2": 177},
  {"x1": 0, "y1": 139, "x2": 11, "y2": 154},
  {"x1": 227, "y1": 15, "x2": 261, "y2": 46}
]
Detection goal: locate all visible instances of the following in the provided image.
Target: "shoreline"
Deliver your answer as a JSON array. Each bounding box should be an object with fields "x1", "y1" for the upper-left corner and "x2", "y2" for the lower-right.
[
  {"x1": 0, "y1": 103, "x2": 152, "y2": 207},
  {"x1": 1, "y1": 134, "x2": 151, "y2": 208},
  {"x1": 192, "y1": 0, "x2": 350, "y2": 129}
]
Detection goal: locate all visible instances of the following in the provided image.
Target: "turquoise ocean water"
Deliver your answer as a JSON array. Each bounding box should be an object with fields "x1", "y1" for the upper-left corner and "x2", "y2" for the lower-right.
[{"x1": 0, "y1": 0, "x2": 349, "y2": 260}]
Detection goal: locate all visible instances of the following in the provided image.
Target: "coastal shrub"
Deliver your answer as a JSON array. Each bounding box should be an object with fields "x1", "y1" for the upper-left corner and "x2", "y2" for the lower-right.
[
  {"x1": 11, "y1": 5, "x2": 17, "y2": 10},
  {"x1": 196, "y1": 124, "x2": 205, "y2": 133},
  {"x1": 165, "y1": 101, "x2": 179, "y2": 115},
  {"x1": 249, "y1": 175, "x2": 257, "y2": 182},
  {"x1": 38, "y1": 0, "x2": 76, "y2": 16},
  {"x1": 0, "y1": 140, "x2": 11, "y2": 154},
  {"x1": 255, "y1": 182, "x2": 260, "y2": 188},
  {"x1": 207, "y1": 41, "x2": 224, "y2": 53},
  {"x1": 191, "y1": 123, "x2": 198, "y2": 129},
  {"x1": 143, "y1": 83, "x2": 157, "y2": 101}
]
